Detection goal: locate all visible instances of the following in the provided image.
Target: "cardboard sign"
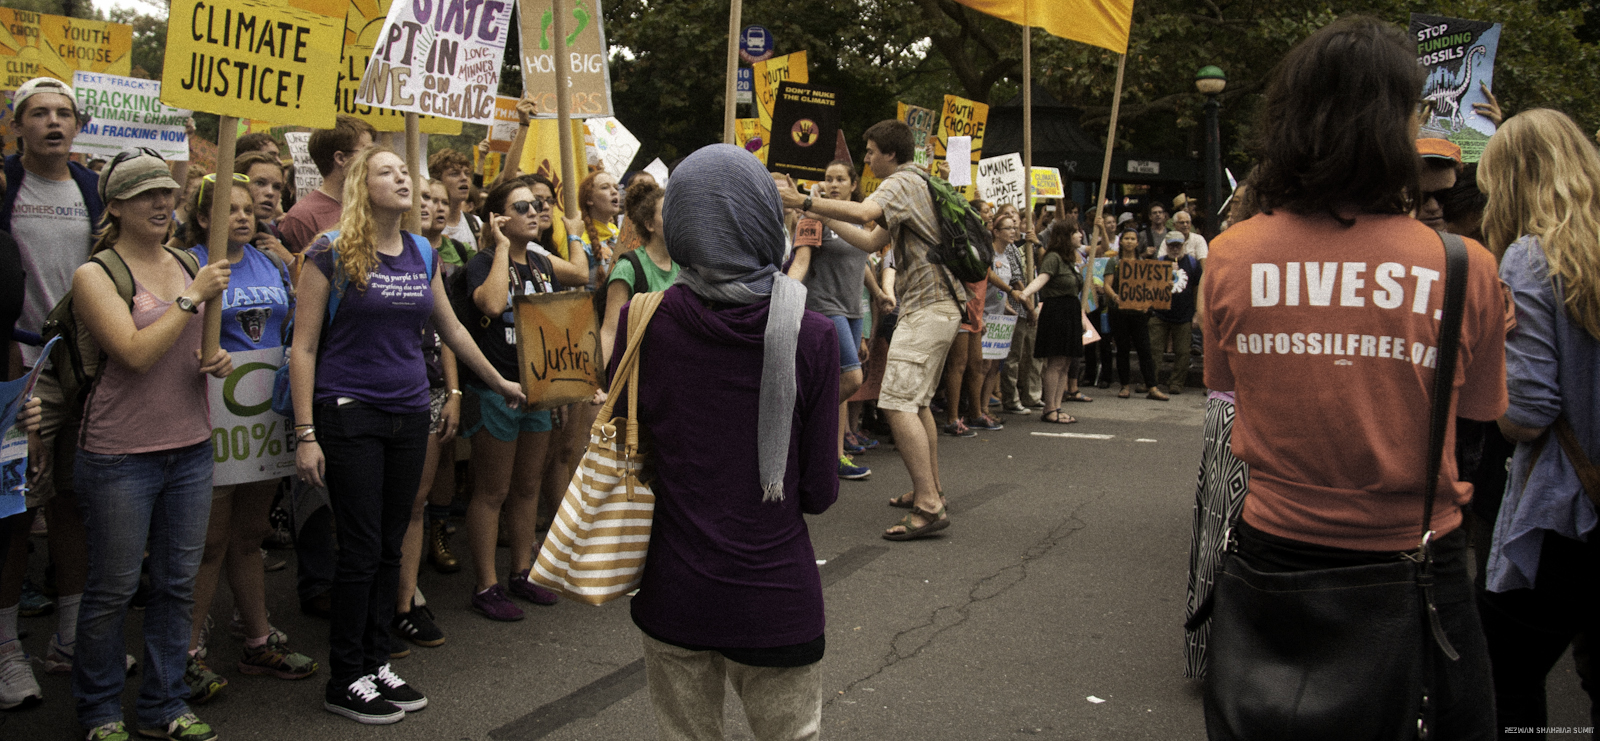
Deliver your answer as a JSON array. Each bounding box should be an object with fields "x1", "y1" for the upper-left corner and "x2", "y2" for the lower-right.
[
  {"x1": 1411, "y1": 13, "x2": 1500, "y2": 162},
  {"x1": 339, "y1": 0, "x2": 462, "y2": 134},
  {"x1": 750, "y1": 51, "x2": 807, "y2": 165},
  {"x1": 794, "y1": 218, "x2": 822, "y2": 248},
  {"x1": 208, "y1": 348, "x2": 296, "y2": 486},
  {"x1": 161, "y1": 0, "x2": 344, "y2": 128},
  {"x1": 354, "y1": 0, "x2": 512, "y2": 126},
  {"x1": 1115, "y1": 259, "x2": 1173, "y2": 311},
  {"x1": 519, "y1": 0, "x2": 615, "y2": 118},
  {"x1": 977, "y1": 153, "x2": 1027, "y2": 210},
  {"x1": 1031, "y1": 167, "x2": 1064, "y2": 199},
  {"x1": 0, "y1": 9, "x2": 131, "y2": 90},
  {"x1": 897, "y1": 102, "x2": 938, "y2": 168},
  {"x1": 71, "y1": 72, "x2": 190, "y2": 161},
  {"x1": 981, "y1": 313, "x2": 1016, "y2": 360},
  {"x1": 934, "y1": 94, "x2": 988, "y2": 198},
  {"x1": 767, "y1": 81, "x2": 839, "y2": 182},
  {"x1": 488, "y1": 94, "x2": 521, "y2": 152},
  {"x1": 284, "y1": 131, "x2": 321, "y2": 199},
  {"x1": 643, "y1": 157, "x2": 669, "y2": 188},
  {"x1": 584, "y1": 116, "x2": 639, "y2": 176},
  {"x1": 513, "y1": 291, "x2": 601, "y2": 411}
]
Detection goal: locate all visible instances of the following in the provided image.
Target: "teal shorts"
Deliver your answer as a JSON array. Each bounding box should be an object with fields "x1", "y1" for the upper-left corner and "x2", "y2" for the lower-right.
[{"x1": 463, "y1": 384, "x2": 552, "y2": 441}]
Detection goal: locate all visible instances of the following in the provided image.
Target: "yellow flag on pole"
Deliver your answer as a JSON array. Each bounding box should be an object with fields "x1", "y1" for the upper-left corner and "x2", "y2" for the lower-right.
[{"x1": 951, "y1": 0, "x2": 1134, "y2": 54}]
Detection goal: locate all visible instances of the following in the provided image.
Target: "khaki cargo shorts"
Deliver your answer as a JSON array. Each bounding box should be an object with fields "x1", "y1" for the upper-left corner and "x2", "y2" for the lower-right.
[
  {"x1": 26, "y1": 371, "x2": 79, "y2": 509},
  {"x1": 877, "y1": 302, "x2": 961, "y2": 414}
]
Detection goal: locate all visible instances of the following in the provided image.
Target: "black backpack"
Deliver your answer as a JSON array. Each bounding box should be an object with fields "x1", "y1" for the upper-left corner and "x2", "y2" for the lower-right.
[{"x1": 902, "y1": 171, "x2": 995, "y2": 284}]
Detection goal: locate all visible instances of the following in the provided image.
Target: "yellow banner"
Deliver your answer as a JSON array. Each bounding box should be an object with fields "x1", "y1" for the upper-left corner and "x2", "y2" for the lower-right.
[
  {"x1": 934, "y1": 94, "x2": 988, "y2": 199},
  {"x1": 751, "y1": 51, "x2": 807, "y2": 165},
  {"x1": 161, "y1": 0, "x2": 345, "y2": 128},
  {"x1": 518, "y1": 118, "x2": 588, "y2": 255},
  {"x1": 0, "y1": 9, "x2": 131, "y2": 90},
  {"x1": 951, "y1": 0, "x2": 1133, "y2": 54},
  {"x1": 337, "y1": 0, "x2": 460, "y2": 134}
]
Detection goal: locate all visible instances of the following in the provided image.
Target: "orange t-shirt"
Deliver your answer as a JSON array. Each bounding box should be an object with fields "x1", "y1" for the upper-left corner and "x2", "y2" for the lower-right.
[{"x1": 1202, "y1": 212, "x2": 1507, "y2": 551}]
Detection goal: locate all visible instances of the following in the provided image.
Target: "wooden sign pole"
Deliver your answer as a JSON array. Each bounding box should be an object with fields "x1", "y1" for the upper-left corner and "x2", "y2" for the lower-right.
[
  {"x1": 552, "y1": 0, "x2": 580, "y2": 217},
  {"x1": 405, "y1": 112, "x2": 422, "y2": 233},
  {"x1": 1082, "y1": 54, "x2": 1126, "y2": 309},
  {"x1": 203, "y1": 115, "x2": 238, "y2": 359},
  {"x1": 723, "y1": 0, "x2": 743, "y2": 144},
  {"x1": 1022, "y1": 14, "x2": 1034, "y2": 280}
]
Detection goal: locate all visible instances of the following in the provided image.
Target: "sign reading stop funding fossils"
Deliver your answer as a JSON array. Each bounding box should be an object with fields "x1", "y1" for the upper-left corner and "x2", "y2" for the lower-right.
[
  {"x1": 519, "y1": 0, "x2": 614, "y2": 118},
  {"x1": 71, "y1": 72, "x2": 191, "y2": 161},
  {"x1": 514, "y1": 291, "x2": 602, "y2": 411},
  {"x1": 356, "y1": 0, "x2": 514, "y2": 126},
  {"x1": 161, "y1": 0, "x2": 345, "y2": 128}
]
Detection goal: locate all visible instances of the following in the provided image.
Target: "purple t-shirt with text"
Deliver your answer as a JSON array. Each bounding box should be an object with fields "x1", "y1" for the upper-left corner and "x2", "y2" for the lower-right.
[{"x1": 307, "y1": 234, "x2": 436, "y2": 413}]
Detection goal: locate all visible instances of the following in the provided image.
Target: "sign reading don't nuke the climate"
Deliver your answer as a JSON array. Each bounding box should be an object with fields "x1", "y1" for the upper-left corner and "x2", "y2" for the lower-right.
[
  {"x1": 0, "y1": 9, "x2": 131, "y2": 90},
  {"x1": 161, "y1": 0, "x2": 345, "y2": 128}
]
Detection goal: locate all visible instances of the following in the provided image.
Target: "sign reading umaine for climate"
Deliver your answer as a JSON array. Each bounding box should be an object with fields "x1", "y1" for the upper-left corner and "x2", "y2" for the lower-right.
[
  {"x1": 355, "y1": 0, "x2": 512, "y2": 126},
  {"x1": 72, "y1": 72, "x2": 191, "y2": 161}
]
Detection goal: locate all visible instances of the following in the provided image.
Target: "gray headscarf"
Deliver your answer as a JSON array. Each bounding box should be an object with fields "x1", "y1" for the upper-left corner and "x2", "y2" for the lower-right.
[{"x1": 663, "y1": 144, "x2": 807, "y2": 503}]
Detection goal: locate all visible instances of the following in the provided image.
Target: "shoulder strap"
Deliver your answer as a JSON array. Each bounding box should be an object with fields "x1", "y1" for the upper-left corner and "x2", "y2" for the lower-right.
[
  {"x1": 165, "y1": 246, "x2": 200, "y2": 277},
  {"x1": 1552, "y1": 416, "x2": 1600, "y2": 511},
  {"x1": 595, "y1": 291, "x2": 665, "y2": 427},
  {"x1": 320, "y1": 231, "x2": 346, "y2": 324},
  {"x1": 90, "y1": 249, "x2": 138, "y2": 308},
  {"x1": 1422, "y1": 232, "x2": 1471, "y2": 541},
  {"x1": 405, "y1": 231, "x2": 437, "y2": 281},
  {"x1": 621, "y1": 250, "x2": 647, "y2": 296}
]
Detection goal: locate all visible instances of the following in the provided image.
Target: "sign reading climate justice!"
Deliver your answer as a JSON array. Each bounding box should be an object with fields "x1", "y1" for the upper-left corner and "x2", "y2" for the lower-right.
[
  {"x1": 161, "y1": 0, "x2": 344, "y2": 128},
  {"x1": 356, "y1": 0, "x2": 512, "y2": 126}
]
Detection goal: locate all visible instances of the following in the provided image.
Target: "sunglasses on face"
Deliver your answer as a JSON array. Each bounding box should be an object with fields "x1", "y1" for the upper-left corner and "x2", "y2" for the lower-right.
[{"x1": 509, "y1": 197, "x2": 549, "y2": 215}]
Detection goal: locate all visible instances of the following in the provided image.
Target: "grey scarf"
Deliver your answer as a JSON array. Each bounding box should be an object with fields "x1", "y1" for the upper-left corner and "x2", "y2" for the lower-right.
[{"x1": 663, "y1": 144, "x2": 807, "y2": 502}]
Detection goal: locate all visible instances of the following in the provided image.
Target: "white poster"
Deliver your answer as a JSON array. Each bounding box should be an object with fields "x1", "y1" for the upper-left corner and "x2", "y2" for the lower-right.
[
  {"x1": 284, "y1": 132, "x2": 321, "y2": 200},
  {"x1": 643, "y1": 157, "x2": 669, "y2": 188},
  {"x1": 354, "y1": 0, "x2": 514, "y2": 126},
  {"x1": 946, "y1": 136, "x2": 972, "y2": 186},
  {"x1": 584, "y1": 117, "x2": 639, "y2": 176},
  {"x1": 977, "y1": 153, "x2": 1027, "y2": 210},
  {"x1": 980, "y1": 313, "x2": 1016, "y2": 360},
  {"x1": 71, "y1": 72, "x2": 190, "y2": 161},
  {"x1": 207, "y1": 348, "x2": 295, "y2": 487}
]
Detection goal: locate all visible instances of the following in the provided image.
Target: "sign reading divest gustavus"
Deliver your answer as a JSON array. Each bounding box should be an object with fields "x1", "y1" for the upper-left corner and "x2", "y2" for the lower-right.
[
  {"x1": 518, "y1": 0, "x2": 614, "y2": 118},
  {"x1": 72, "y1": 72, "x2": 191, "y2": 161},
  {"x1": 1116, "y1": 259, "x2": 1173, "y2": 311},
  {"x1": 339, "y1": 0, "x2": 463, "y2": 134},
  {"x1": 356, "y1": 0, "x2": 512, "y2": 126},
  {"x1": 513, "y1": 291, "x2": 601, "y2": 411},
  {"x1": 161, "y1": 0, "x2": 344, "y2": 128}
]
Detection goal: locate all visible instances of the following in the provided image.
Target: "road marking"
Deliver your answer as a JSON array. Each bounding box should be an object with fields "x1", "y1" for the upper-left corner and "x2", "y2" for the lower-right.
[
  {"x1": 1030, "y1": 432, "x2": 1114, "y2": 439},
  {"x1": 1136, "y1": 438, "x2": 1158, "y2": 443}
]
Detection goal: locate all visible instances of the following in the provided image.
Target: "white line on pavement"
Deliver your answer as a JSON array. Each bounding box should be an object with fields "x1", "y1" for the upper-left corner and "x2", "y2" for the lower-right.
[{"x1": 1030, "y1": 432, "x2": 1115, "y2": 440}]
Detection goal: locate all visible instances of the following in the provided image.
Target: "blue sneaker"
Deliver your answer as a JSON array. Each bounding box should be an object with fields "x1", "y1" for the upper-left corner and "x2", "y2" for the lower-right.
[
  {"x1": 844, "y1": 439, "x2": 867, "y2": 455},
  {"x1": 847, "y1": 432, "x2": 880, "y2": 450},
  {"x1": 19, "y1": 580, "x2": 52, "y2": 617},
  {"x1": 838, "y1": 456, "x2": 871, "y2": 480}
]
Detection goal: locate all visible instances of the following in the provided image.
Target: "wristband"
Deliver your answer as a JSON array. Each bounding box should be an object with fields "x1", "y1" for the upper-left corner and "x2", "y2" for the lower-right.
[
  {"x1": 448, "y1": 389, "x2": 463, "y2": 397},
  {"x1": 567, "y1": 234, "x2": 583, "y2": 243},
  {"x1": 296, "y1": 428, "x2": 317, "y2": 442}
]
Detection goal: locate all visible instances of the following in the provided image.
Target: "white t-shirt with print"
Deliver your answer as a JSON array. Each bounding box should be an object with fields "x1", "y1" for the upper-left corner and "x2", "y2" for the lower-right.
[{"x1": 11, "y1": 171, "x2": 92, "y2": 367}]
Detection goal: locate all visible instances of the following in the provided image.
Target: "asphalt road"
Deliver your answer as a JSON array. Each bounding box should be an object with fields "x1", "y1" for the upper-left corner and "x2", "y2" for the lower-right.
[{"x1": 3, "y1": 390, "x2": 1590, "y2": 740}]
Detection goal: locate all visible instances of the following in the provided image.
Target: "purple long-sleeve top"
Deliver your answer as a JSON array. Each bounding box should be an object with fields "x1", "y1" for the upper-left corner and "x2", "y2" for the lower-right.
[{"x1": 611, "y1": 285, "x2": 839, "y2": 649}]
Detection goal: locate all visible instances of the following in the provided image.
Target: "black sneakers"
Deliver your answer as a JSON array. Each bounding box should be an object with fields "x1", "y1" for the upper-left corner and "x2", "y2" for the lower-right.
[
  {"x1": 373, "y1": 663, "x2": 427, "y2": 712},
  {"x1": 325, "y1": 675, "x2": 404, "y2": 725},
  {"x1": 392, "y1": 604, "x2": 446, "y2": 648}
]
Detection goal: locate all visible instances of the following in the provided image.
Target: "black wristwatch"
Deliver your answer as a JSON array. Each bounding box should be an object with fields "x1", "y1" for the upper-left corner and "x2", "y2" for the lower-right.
[
  {"x1": 176, "y1": 296, "x2": 199, "y2": 314},
  {"x1": 802, "y1": 196, "x2": 813, "y2": 212}
]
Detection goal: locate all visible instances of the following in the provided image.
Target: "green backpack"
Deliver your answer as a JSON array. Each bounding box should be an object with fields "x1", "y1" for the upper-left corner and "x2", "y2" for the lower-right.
[{"x1": 904, "y1": 171, "x2": 995, "y2": 284}]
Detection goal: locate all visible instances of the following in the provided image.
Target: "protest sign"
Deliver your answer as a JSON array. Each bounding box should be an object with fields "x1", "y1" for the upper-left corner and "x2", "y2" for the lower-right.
[
  {"x1": 1411, "y1": 13, "x2": 1500, "y2": 162},
  {"x1": 518, "y1": 119, "x2": 588, "y2": 214},
  {"x1": 980, "y1": 313, "x2": 1016, "y2": 360},
  {"x1": 0, "y1": 9, "x2": 131, "y2": 90},
  {"x1": 207, "y1": 348, "x2": 295, "y2": 486},
  {"x1": 751, "y1": 51, "x2": 807, "y2": 165},
  {"x1": 520, "y1": 0, "x2": 615, "y2": 119},
  {"x1": 70, "y1": 72, "x2": 190, "y2": 161},
  {"x1": 935, "y1": 95, "x2": 987, "y2": 198},
  {"x1": 584, "y1": 116, "x2": 640, "y2": 176},
  {"x1": 488, "y1": 95, "x2": 521, "y2": 152},
  {"x1": 860, "y1": 163, "x2": 880, "y2": 197},
  {"x1": 643, "y1": 157, "x2": 669, "y2": 188},
  {"x1": 1086, "y1": 257, "x2": 1110, "y2": 312},
  {"x1": 339, "y1": 0, "x2": 462, "y2": 134},
  {"x1": 767, "y1": 82, "x2": 840, "y2": 182},
  {"x1": 977, "y1": 153, "x2": 1027, "y2": 210},
  {"x1": 735, "y1": 118, "x2": 762, "y2": 154},
  {"x1": 1031, "y1": 167, "x2": 1064, "y2": 199},
  {"x1": 1115, "y1": 259, "x2": 1173, "y2": 311},
  {"x1": 354, "y1": 0, "x2": 512, "y2": 127},
  {"x1": 0, "y1": 337, "x2": 57, "y2": 518},
  {"x1": 946, "y1": 136, "x2": 972, "y2": 186},
  {"x1": 161, "y1": 0, "x2": 344, "y2": 129},
  {"x1": 284, "y1": 131, "x2": 321, "y2": 199},
  {"x1": 897, "y1": 102, "x2": 938, "y2": 168},
  {"x1": 513, "y1": 291, "x2": 602, "y2": 411}
]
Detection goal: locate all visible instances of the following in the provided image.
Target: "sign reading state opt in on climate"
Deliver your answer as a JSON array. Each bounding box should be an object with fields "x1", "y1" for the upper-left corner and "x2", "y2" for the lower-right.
[
  {"x1": 160, "y1": 0, "x2": 344, "y2": 128},
  {"x1": 355, "y1": 0, "x2": 512, "y2": 126}
]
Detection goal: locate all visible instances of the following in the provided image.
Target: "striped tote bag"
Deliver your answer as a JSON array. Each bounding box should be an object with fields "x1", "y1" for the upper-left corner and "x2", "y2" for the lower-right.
[{"x1": 531, "y1": 291, "x2": 664, "y2": 605}]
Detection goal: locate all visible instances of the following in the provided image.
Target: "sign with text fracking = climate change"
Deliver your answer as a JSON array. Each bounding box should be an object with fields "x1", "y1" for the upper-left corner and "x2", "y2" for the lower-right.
[
  {"x1": 356, "y1": 0, "x2": 513, "y2": 126},
  {"x1": 162, "y1": 0, "x2": 344, "y2": 128},
  {"x1": 338, "y1": 0, "x2": 463, "y2": 134},
  {"x1": 0, "y1": 9, "x2": 131, "y2": 91},
  {"x1": 520, "y1": 0, "x2": 615, "y2": 119},
  {"x1": 72, "y1": 72, "x2": 191, "y2": 161}
]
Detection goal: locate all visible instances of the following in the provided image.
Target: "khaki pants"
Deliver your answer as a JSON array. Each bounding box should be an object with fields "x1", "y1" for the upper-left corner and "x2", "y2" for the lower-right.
[
  {"x1": 641, "y1": 633, "x2": 822, "y2": 741},
  {"x1": 1148, "y1": 317, "x2": 1193, "y2": 390},
  {"x1": 1001, "y1": 316, "x2": 1042, "y2": 406}
]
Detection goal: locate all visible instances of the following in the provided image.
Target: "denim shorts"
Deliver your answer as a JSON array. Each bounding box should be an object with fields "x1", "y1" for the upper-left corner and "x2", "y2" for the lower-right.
[
  {"x1": 829, "y1": 315, "x2": 865, "y2": 373},
  {"x1": 462, "y1": 384, "x2": 552, "y2": 441}
]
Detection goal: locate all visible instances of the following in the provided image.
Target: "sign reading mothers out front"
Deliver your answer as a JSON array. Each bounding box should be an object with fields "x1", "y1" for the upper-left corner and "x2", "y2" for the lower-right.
[
  {"x1": 1116, "y1": 259, "x2": 1173, "y2": 312},
  {"x1": 356, "y1": 0, "x2": 513, "y2": 126},
  {"x1": 513, "y1": 291, "x2": 602, "y2": 411},
  {"x1": 161, "y1": 0, "x2": 344, "y2": 128}
]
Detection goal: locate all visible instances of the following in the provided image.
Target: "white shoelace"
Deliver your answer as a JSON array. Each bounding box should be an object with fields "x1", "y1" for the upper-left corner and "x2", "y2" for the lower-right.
[
  {"x1": 350, "y1": 675, "x2": 383, "y2": 702},
  {"x1": 375, "y1": 663, "x2": 405, "y2": 689}
]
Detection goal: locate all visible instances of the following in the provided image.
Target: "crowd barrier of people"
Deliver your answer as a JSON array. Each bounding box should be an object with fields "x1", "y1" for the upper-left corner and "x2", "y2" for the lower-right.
[{"x1": 2, "y1": 12, "x2": 1599, "y2": 737}]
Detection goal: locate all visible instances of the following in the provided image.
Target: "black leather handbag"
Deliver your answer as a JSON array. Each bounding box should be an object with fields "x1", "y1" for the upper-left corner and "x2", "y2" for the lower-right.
[{"x1": 1196, "y1": 232, "x2": 1470, "y2": 741}]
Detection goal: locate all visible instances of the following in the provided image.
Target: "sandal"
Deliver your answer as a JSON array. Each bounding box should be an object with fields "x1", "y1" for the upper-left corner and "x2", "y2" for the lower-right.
[
  {"x1": 1041, "y1": 409, "x2": 1077, "y2": 424},
  {"x1": 889, "y1": 491, "x2": 947, "y2": 509},
  {"x1": 883, "y1": 505, "x2": 950, "y2": 541},
  {"x1": 1146, "y1": 388, "x2": 1170, "y2": 401},
  {"x1": 1117, "y1": 386, "x2": 1132, "y2": 399},
  {"x1": 1064, "y1": 391, "x2": 1093, "y2": 403}
]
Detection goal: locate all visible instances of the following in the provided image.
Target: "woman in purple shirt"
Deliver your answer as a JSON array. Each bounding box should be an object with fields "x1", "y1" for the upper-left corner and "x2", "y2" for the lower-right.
[
  {"x1": 289, "y1": 148, "x2": 524, "y2": 726},
  {"x1": 617, "y1": 144, "x2": 838, "y2": 739}
]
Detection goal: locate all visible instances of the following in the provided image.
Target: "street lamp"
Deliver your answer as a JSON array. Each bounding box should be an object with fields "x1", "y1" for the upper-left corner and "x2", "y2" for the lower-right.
[{"x1": 1195, "y1": 66, "x2": 1227, "y2": 235}]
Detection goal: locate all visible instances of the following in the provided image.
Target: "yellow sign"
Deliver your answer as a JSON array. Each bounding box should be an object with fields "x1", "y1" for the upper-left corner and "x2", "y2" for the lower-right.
[
  {"x1": 934, "y1": 94, "x2": 988, "y2": 199},
  {"x1": 751, "y1": 51, "x2": 807, "y2": 165},
  {"x1": 897, "y1": 101, "x2": 938, "y2": 168},
  {"x1": 734, "y1": 117, "x2": 761, "y2": 152},
  {"x1": 951, "y1": 0, "x2": 1133, "y2": 55},
  {"x1": 337, "y1": 0, "x2": 460, "y2": 134},
  {"x1": 488, "y1": 95, "x2": 521, "y2": 153},
  {"x1": 0, "y1": 9, "x2": 131, "y2": 90},
  {"x1": 1031, "y1": 167, "x2": 1064, "y2": 199},
  {"x1": 519, "y1": 0, "x2": 614, "y2": 118},
  {"x1": 860, "y1": 163, "x2": 881, "y2": 197},
  {"x1": 513, "y1": 291, "x2": 602, "y2": 411},
  {"x1": 162, "y1": 0, "x2": 345, "y2": 128},
  {"x1": 518, "y1": 118, "x2": 587, "y2": 257}
]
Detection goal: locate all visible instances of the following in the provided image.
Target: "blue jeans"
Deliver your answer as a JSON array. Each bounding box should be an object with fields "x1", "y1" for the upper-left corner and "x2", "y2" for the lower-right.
[
  {"x1": 315, "y1": 402, "x2": 429, "y2": 688},
  {"x1": 72, "y1": 441, "x2": 214, "y2": 730}
]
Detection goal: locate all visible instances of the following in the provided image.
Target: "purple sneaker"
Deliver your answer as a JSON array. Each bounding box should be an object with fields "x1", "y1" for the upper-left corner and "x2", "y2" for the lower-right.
[
  {"x1": 470, "y1": 584, "x2": 524, "y2": 622},
  {"x1": 508, "y1": 570, "x2": 559, "y2": 606}
]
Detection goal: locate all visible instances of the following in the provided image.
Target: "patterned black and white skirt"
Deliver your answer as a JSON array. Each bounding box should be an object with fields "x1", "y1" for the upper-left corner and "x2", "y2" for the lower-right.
[{"x1": 1183, "y1": 393, "x2": 1249, "y2": 679}]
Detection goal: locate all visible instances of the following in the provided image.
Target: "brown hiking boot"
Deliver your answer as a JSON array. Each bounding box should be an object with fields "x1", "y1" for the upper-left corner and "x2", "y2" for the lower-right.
[{"x1": 428, "y1": 519, "x2": 460, "y2": 574}]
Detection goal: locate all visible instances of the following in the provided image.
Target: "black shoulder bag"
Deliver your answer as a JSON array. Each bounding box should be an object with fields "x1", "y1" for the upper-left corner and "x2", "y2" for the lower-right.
[{"x1": 1198, "y1": 232, "x2": 1470, "y2": 741}]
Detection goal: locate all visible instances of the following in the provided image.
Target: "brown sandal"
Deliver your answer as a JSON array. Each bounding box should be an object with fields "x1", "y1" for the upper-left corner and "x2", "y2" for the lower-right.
[
  {"x1": 883, "y1": 506, "x2": 950, "y2": 541},
  {"x1": 890, "y1": 492, "x2": 947, "y2": 509}
]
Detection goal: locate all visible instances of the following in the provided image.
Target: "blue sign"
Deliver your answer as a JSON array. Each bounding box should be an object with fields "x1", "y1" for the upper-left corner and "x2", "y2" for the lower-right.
[
  {"x1": 739, "y1": 26, "x2": 773, "y2": 62},
  {"x1": 736, "y1": 68, "x2": 753, "y2": 92}
]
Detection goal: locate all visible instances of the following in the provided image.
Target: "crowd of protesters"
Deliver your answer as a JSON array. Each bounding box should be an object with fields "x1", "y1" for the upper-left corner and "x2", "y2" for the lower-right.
[{"x1": 4, "y1": 10, "x2": 1600, "y2": 736}]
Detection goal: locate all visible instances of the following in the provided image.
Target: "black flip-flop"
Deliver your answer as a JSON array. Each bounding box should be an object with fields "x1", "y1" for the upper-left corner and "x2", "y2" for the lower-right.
[{"x1": 1065, "y1": 392, "x2": 1094, "y2": 403}]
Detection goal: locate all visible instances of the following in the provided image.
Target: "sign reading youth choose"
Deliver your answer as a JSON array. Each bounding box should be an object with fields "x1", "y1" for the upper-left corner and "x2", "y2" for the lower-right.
[
  {"x1": 356, "y1": 0, "x2": 512, "y2": 126},
  {"x1": 72, "y1": 72, "x2": 191, "y2": 161},
  {"x1": 0, "y1": 9, "x2": 131, "y2": 90},
  {"x1": 161, "y1": 0, "x2": 344, "y2": 128}
]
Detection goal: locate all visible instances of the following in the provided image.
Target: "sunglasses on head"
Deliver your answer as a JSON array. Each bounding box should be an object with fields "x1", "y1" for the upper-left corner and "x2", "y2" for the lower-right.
[
  {"x1": 509, "y1": 197, "x2": 549, "y2": 215},
  {"x1": 196, "y1": 172, "x2": 250, "y2": 209},
  {"x1": 99, "y1": 147, "x2": 166, "y2": 201}
]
